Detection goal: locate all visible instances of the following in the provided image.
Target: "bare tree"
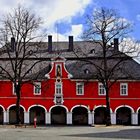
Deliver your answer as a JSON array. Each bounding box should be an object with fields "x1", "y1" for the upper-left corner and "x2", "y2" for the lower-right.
[
  {"x1": 0, "y1": 6, "x2": 47, "y2": 124},
  {"x1": 81, "y1": 8, "x2": 134, "y2": 126}
]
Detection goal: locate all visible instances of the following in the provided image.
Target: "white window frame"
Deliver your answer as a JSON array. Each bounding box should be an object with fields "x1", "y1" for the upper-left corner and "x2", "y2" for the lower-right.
[
  {"x1": 34, "y1": 82, "x2": 41, "y2": 95},
  {"x1": 120, "y1": 83, "x2": 128, "y2": 96},
  {"x1": 55, "y1": 82, "x2": 63, "y2": 94},
  {"x1": 98, "y1": 83, "x2": 106, "y2": 95},
  {"x1": 13, "y1": 83, "x2": 16, "y2": 95},
  {"x1": 76, "y1": 82, "x2": 84, "y2": 95}
]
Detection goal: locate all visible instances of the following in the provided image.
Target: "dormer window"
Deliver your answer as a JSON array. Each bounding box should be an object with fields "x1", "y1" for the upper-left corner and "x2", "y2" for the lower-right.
[
  {"x1": 84, "y1": 69, "x2": 89, "y2": 74},
  {"x1": 90, "y1": 49, "x2": 95, "y2": 54},
  {"x1": 56, "y1": 64, "x2": 62, "y2": 77}
]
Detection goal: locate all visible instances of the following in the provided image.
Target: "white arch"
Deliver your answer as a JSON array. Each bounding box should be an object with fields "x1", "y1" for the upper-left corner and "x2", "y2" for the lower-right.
[
  {"x1": 0, "y1": 105, "x2": 5, "y2": 112},
  {"x1": 28, "y1": 104, "x2": 47, "y2": 112},
  {"x1": 136, "y1": 107, "x2": 140, "y2": 113},
  {"x1": 7, "y1": 104, "x2": 26, "y2": 112},
  {"x1": 70, "y1": 105, "x2": 89, "y2": 113},
  {"x1": 49, "y1": 105, "x2": 68, "y2": 113},
  {"x1": 93, "y1": 105, "x2": 113, "y2": 113},
  {"x1": 114, "y1": 105, "x2": 134, "y2": 113}
]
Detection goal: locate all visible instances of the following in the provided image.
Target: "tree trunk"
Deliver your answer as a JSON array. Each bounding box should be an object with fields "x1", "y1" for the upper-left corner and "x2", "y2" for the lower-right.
[
  {"x1": 16, "y1": 84, "x2": 21, "y2": 124},
  {"x1": 105, "y1": 88, "x2": 111, "y2": 126}
]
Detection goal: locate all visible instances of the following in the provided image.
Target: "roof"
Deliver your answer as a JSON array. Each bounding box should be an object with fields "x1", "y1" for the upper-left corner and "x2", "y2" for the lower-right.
[{"x1": 0, "y1": 40, "x2": 140, "y2": 80}]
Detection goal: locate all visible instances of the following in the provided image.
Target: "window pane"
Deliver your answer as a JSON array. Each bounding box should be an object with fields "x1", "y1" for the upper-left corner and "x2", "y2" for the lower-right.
[
  {"x1": 77, "y1": 83, "x2": 84, "y2": 95},
  {"x1": 34, "y1": 83, "x2": 41, "y2": 94},
  {"x1": 120, "y1": 83, "x2": 128, "y2": 95},
  {"x1": 56, "y1": 84, "x2": 62, "y2": 94},
  {"x1": 99, "y1": 84, "x2": 105, "y2": 95}
]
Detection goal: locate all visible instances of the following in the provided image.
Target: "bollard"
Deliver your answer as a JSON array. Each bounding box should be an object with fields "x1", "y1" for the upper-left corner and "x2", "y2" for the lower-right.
[{"x1": 34, "y1": 117, "x2": 37, "y2": 128}]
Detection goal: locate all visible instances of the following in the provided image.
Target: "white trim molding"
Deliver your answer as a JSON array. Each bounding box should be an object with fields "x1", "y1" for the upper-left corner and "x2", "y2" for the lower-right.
[
  {"x1": 27, "y1": 104, "x2": 47, "y2": 112},
  {"x1": 49, "y1": 105, "x2": 69, "y2": 113},
  {"x1": 114, "y1": 105, "x2": 134, "y2": 113},
  {"x1": 120, "y1": 83, "x2": 128, "y2": 96}
]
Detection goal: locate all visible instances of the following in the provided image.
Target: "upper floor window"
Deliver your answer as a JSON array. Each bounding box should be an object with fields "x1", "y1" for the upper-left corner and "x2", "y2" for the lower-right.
[
  {"x1": 34, "y1": 82, "x2": 41, "y2": 95},
  {"x1": 55, "y1": 82, "x2": 62, "y2": 94},
  {"x1": 120, "y1": 83, "x2": 128, "y2": 96},
  {"x1": 76, "y1": 82, "x2": 84, "y2": 95},
  {"x1": 98, "y1": 83, "x2": 106, "y2": 95},
  {"x1": 13, "y1": 83, "x2": 16, "y2": 95}
]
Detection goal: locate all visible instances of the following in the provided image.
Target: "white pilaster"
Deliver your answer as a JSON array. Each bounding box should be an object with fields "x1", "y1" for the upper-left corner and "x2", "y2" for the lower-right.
[
  {"x1": 24, "y1": 111, "x2": 29, "y2": 124},
  {"x1": 46, "y1": 112, "x2": 51, "y2": 125},
  {"x1": 132, "y1": 113, "x2": 138, "y2": 125},
  {"x1": 88, "y1": 112, "x2": 92, "y2": 125},
  {"x1": 111, "y1": 112, "x2": 116, "y2": 125},
  {"x1": 3, "y1": 111, "x2": 8, "y2": 124},
  {"x1": 91, "y1": 112, "x2": 95, "y2": 126},
  {"x1": 67, "y1": 112, "x2": 72, "y2": 125}
]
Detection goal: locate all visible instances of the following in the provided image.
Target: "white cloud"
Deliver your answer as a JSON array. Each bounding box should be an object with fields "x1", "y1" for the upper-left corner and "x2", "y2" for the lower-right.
[
  {"x1": 0, "y1": 0, "x2": 92, "y2": 41},
  {"x1": 68, "y1": 24, "x2": 83, "y2": 40},
  {"x1": 49, "y1": 24, "x2": 83, "y2": 42}
]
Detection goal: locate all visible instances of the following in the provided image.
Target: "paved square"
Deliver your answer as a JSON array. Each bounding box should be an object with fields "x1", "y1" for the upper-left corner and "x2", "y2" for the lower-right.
[{"x1": 0, "y1": 125, "x2": 140, "y2": 140}]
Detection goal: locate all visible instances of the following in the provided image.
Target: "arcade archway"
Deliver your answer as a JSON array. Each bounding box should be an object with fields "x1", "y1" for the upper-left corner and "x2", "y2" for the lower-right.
[
  {"x1": 94, "y1": 107, "x2": 106, "y2": 124},
  {"x1": 0, "y1": 107, "x2": 3, "y2": 124},
  {"x1": 51, "y1": 106, "x2": 66, "y2": 125},
  {"x1": 116, "y1": 107, "x2": 131, "y2": 125},
  {"x1": 29, "y1": 106, "x2": 45, "y2": 125},
  {"x1": 9, "y1": 106, "x2": 24, "y2": 124},
  {"x1": 72, "y1": 106, "x2": 88, "y2": 125}
]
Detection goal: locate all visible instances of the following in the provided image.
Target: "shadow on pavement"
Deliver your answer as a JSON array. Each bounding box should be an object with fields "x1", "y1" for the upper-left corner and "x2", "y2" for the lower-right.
[{"x1": 62, "y1": 129, "x2": 140, "y2": 139}]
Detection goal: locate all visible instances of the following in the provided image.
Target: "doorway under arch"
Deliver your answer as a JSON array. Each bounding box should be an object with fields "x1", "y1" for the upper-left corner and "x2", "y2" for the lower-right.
[
  {"x1": 9, "y1": 106, "x2": 24, "y2": 124},
  {"x1": 51, "y1": 106, "x2": 66, "y2": 125},
  {"x1": 29, "y1": 106, "x2": 45, "y2": 125},
  {"x1": 94, "y1": 107, "x2": 106, "y2": 124},
  {"x1": 116, "y1": 107, "x2": 131, "y2": 125},
  {"x1": 0, "y1": 107, "x2": 3, "y2": 124},
  {"x1": 72, "y1": 106, "x2": 88, "y2": 125},
  {"x1": 138, "y1": 109, "x2": 140, "y2": 125}
]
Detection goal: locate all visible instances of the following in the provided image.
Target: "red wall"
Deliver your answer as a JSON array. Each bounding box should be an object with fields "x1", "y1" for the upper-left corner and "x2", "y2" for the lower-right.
[{"x1": 0, "y1": 60, "x2": 140, "y2": 112}]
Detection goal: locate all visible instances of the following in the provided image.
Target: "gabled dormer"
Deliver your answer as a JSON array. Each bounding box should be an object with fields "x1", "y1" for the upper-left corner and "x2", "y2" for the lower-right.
[
  {"x1": 45, "y1": 57, "x2": 73, "y2": 79},
  {"x1": 45, "y1": 57, "x2": 73, "y2": 105}
]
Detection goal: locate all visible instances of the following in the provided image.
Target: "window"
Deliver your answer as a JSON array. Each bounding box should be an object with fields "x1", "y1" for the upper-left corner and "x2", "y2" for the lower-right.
[
  {"x1": 120, "y1": 83, "x2": 128, "y2": 96},
  {"x1": 84, "y1": 69, "x2": 90, "y2": 74},
  {"x1": 13, "y1": 83, "x2": 16, "y2": 95},
  {"x1": 76, "y1": 83, "x2": 84, "y2": 95},
  {"x1": 34, "y1": 82, "x2": 41, "y2": 95},
  {"x1": 98, "y1": 83, "x2": 106, "y2": 95},
  {"x1": 55, "y1": 83, "x2": 62, "y2": 94},
  {"x1": 56, "y1": 64, "x2": 62, "y2": 77}
]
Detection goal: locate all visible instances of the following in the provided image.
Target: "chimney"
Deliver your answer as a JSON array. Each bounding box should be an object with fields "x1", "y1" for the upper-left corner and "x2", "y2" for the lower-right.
[
  {"x1": 11, "y1": 37, "x2": 15, "y2": 52},
  {"x1": 48, "y1": 35, "x2": 52, "y2": 52},
  {"x1": 68, "y1": 36, "x2": 73, "y2": 51},
  {"x1": 114, "y1": 38, "x2": 119, "y2": 51}
]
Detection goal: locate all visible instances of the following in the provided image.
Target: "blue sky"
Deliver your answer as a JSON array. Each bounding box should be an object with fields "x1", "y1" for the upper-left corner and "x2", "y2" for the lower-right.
[{"x1": 0, "y1": 0, "x2": 140, "y2": 41}]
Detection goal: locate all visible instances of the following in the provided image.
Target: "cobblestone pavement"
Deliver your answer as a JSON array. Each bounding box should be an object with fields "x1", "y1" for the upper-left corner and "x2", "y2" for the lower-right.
[{"x1": 0, "y1": 125, "x2": 140, "y2": 140}]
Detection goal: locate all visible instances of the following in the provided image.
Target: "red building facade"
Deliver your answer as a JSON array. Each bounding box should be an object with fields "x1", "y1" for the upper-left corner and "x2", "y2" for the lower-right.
[
  {"x1": 0, "y1": 36, "x2": 140, "y2": 125},
  {"x1": 0, "y1": 57, "x2": 140, "y2": 125}
]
